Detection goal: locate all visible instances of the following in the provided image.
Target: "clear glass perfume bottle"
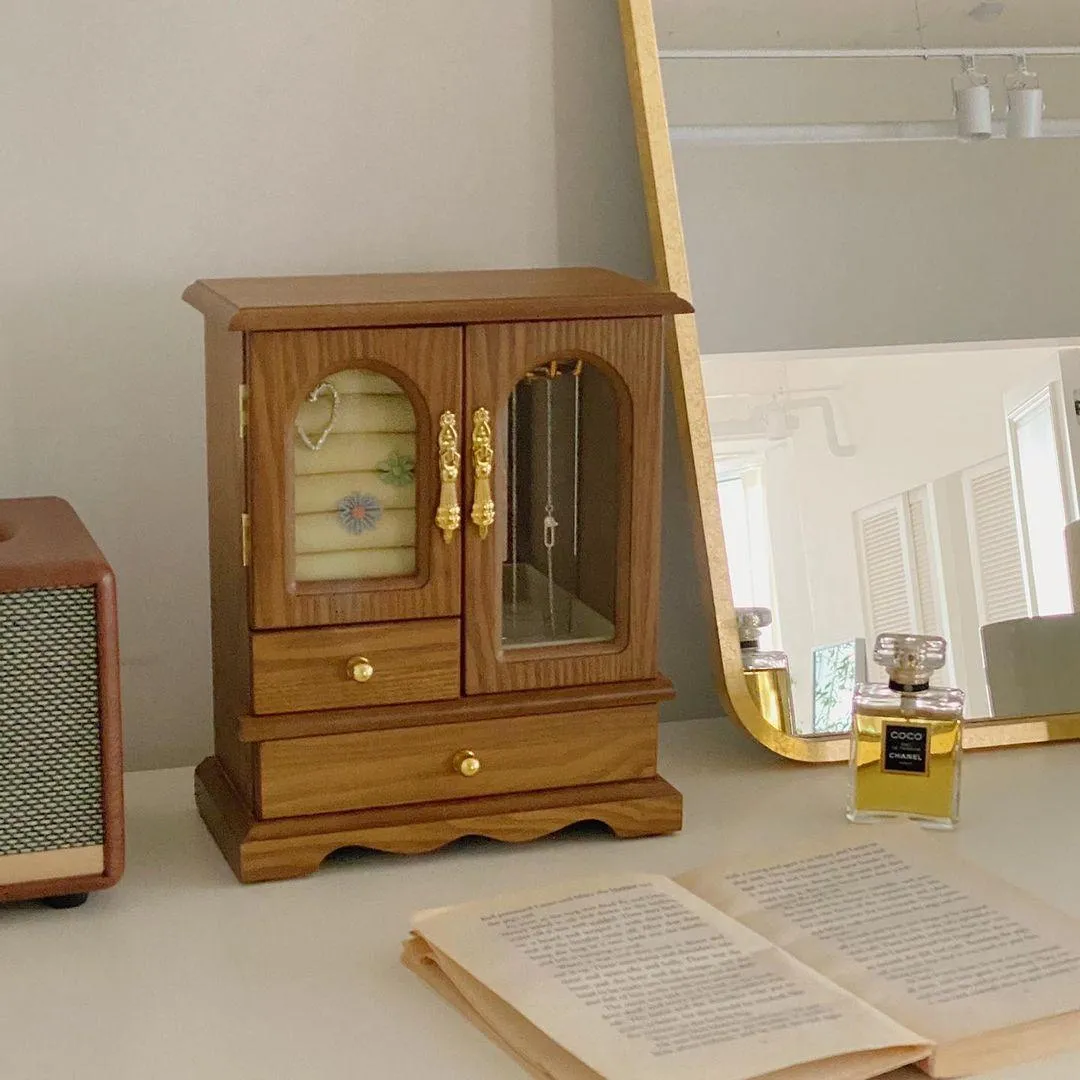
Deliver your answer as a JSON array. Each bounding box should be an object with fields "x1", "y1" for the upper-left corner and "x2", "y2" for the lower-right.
[
  {"x1": 737, "y1": 607, "x2": 795, "y2": 735},
  {"x1": 847, "y1": 634, "x2": 965, "y2": 829}
]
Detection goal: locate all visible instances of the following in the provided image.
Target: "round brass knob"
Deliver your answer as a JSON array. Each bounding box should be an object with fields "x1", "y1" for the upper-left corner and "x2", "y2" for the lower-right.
[
  {"x1": 346, "y1": 656, "x2": 375, "y2": 683},
  {"x1": 453, "y1": 750, "x2": 481, "y2": 777}
]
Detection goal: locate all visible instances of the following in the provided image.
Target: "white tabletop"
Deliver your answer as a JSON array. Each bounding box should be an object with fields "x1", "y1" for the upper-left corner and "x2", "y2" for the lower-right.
[{"x1": 3, "y1": 717, "x2": 1079, "y2": 1080}]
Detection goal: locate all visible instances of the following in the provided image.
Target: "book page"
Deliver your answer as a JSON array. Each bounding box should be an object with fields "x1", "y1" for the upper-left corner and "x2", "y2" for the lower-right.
[
  {"x1": 677, "y1": 829, "x2": 1080, "y2": 1047},
  {"x1": 411, "y1": 873, "x2": 930, "y2": 1080}
]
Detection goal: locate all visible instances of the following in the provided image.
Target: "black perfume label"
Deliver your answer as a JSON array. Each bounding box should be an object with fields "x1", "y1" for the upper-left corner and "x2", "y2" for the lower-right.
[{"x1": 881, "y1": 722, "x2": 930, "y2": 775}]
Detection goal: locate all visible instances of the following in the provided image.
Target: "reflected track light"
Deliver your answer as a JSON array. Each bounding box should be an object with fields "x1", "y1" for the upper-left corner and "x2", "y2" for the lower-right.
[
  {"x1": 954, "y1": 56, "x2": 993, "y2": 140},
  {"x1": 1006, "y1": 56, "x2": 1044, "y2": 139}
]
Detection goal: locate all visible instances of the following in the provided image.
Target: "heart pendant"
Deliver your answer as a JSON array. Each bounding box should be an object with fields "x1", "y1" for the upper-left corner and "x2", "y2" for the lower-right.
[{"x1": 296, "y1": 380, "x2": 340, "y2": 452}]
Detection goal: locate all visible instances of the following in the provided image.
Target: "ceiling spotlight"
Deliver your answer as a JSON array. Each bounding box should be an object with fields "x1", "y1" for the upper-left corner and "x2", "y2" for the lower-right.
[
  {"x1": 953, "y1": 56, "x2": 993, "y2": 140},
  {"x1": 1006, "y1": 56, "x2": 1044, "y2": 138}
]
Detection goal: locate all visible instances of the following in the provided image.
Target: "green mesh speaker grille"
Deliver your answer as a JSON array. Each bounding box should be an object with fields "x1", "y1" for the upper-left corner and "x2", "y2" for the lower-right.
[{"x1": 0, "y1": 587, "x2": 103, "y2": 856}]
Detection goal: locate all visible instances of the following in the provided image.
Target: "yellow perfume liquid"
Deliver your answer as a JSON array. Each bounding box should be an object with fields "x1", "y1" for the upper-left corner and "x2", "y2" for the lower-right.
[
  {"x1": 744, "y1": 667, "x2": 796, "y2": 736},
  {"x1": 848, "y1": 634, "x2": 964, "y2": 829},
  {"x1": 736, "y1": 606, "x2": 796, "y2": 735}
]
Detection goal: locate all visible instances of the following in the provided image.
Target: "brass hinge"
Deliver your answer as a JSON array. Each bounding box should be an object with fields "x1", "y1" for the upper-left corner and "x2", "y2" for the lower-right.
[
  {"x1": 241, "y1": 513, "x2": 251, "y2": 567},
  {"x1": 238, "y1": 384, "x2": 249, "y2": 439}
]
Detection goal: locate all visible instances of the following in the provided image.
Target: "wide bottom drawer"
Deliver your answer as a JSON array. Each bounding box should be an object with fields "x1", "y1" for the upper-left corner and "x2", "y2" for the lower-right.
[{"x1": 256, "y1": 704, "x2": 658, "y2": 819}]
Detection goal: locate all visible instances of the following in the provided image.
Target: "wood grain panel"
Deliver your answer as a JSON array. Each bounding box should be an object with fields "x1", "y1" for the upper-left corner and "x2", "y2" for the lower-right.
[
  {"x1": 257, "y1": 704, "x2": 658, "y2": 818},
  {"x1": 251, "y1": 618, "x2": 460, "y2": 716},
  {"x1": 182, "y1": 268, "x2": 692, "y2": 332},
  {"x1": 463, "y1": 318, "x2": 664, "y2": 695},
  {"x1": 196, "y1": 754, "x2": 683, "y2": 884},
  {"x1": 202, "y1": 321, "x2": 257, "y2": 798},
  {"x1": 239, "y1": 675, "x2": 675, "y2": 742},
  {"x1": 248, "y1": 326, "x2": 462, "y2": 629}
]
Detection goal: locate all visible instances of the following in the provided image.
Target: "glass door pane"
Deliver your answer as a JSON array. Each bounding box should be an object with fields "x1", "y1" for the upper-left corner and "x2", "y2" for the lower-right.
[
  {"x1": 292, "y1": 368, "x2": 418, "y2": 584},
  {"x1": 502, "y1": 360, "x2": 618, "y2": 650},
  {"x1": 463, "y1": 317, "x2": 662, "y2": 695}
]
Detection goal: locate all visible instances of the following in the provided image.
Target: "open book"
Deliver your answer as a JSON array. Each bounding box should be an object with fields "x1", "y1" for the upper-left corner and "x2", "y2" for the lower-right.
[{"x1": 403, "y1": 829, "x2": 1080, "y2": 1079}]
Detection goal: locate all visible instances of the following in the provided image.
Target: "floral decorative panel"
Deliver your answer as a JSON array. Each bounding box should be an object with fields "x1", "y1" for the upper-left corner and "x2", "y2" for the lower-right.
[{"x1": 293, "y1": 369, "x2": 417, "y2": 583}]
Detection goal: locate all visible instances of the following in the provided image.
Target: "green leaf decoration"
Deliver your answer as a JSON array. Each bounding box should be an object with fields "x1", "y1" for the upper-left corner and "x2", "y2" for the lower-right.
[{"x1": 376, "y1": 450, "x2": 415, "y2": 488}]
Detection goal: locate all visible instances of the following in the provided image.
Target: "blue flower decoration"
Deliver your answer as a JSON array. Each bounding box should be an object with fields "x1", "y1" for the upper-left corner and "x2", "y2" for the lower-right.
[{"x1": 338, "y1": 492, "x2": 382, "y2": 534}]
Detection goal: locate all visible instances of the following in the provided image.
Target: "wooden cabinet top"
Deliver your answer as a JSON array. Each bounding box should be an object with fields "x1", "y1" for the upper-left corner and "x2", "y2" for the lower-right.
[{"x1": 183, "y1": 267, "x2": 692, "y2": 332}]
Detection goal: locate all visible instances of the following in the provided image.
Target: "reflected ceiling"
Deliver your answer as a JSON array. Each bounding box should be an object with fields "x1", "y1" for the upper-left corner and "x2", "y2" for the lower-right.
[{"x1": 653, "y1": 0, "x2": 1080, "y2": 50}]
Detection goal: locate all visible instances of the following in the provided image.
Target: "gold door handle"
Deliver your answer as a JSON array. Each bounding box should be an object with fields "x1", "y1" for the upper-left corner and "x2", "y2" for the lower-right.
[
  {"x1": 470, "y1": 407, "x2": 495, "y2": 540},
  {"x1": 453, "y1": 750, "x2": 482, "y2": 777},
  {"x1": 435, "y1": 411, "x2": 461, "y2": 544},
  {"x1": 346, "y1": 656, "x2": 375, "y2": 683}
]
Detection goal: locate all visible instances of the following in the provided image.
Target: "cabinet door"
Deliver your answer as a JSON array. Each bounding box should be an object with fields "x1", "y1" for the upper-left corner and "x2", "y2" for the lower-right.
[
  {"x1": 248, "y1": 327, "x2": 463, "y2": 629},
  {"x1": 463, "y1": 318, "x2": 663, "y2": 694}
]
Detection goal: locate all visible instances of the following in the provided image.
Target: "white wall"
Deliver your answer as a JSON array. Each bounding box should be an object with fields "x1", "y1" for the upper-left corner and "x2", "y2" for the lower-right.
[{"x1": 1, "y1": 1, "x2": 721, "y2": 769}]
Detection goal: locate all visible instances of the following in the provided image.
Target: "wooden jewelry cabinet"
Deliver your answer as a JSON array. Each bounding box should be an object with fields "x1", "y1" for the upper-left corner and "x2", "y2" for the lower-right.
[{"x1": 184, "y1": 268, "x2": 691, "y2": 883}]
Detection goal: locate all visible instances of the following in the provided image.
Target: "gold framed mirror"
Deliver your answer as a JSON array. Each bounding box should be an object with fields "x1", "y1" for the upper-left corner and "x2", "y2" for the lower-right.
[{"x1": 619, "y1": 0, "x2": 1080, "y2": 759}]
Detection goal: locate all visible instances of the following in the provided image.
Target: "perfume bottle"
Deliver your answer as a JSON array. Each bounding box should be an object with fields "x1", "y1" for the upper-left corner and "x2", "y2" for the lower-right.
[
  {"x1": 847, "y1": 634, "x2": 965, "y2": 829},
  {"x1": 737, "y1": 607, "x2": 795, "y2": 735}
]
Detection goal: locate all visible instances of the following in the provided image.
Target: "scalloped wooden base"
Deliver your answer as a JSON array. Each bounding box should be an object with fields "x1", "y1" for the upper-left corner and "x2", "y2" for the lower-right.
[{"x1": 195, "y1": 755, "x2": 683, "y2": 884}]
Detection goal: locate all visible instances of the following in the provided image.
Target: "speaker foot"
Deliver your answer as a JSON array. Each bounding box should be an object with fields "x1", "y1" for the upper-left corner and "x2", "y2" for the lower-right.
[{"x1": 41, "y1": 892, "x2": 89, "y2": 910}]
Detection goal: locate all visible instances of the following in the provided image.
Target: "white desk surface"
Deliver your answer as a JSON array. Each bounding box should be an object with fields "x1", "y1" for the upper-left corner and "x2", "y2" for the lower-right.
[{"x1": 3, "y1": 716, "x2": 1080, "y2": 1080}]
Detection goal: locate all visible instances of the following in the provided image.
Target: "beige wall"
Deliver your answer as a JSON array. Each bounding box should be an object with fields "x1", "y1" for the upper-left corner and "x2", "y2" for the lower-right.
[
  {"x1": 1, "y1": 1, "x2": 720, "y2": 769},
  {"x1": 665, "y1": 56, "x2": 1080, "y2": 355}
]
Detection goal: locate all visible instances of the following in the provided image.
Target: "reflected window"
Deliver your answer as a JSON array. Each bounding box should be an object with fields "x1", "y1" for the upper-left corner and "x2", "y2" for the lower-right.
[
  {"x1": 292, "y1": 369, "x2": 417, "y2": 583},
  {"x1": 716, "y1": 457, "x2": 778, "y2": 650},
  {"x1": 503, "y1": 359, "x2": 617, "y2": 650},
  {"x1": 1009, "y1": 389, "x2": 1072, "y2": 616}
]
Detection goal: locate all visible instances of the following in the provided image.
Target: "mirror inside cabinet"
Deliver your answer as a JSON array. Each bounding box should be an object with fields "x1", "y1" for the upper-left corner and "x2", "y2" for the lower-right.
[{"x1": 501, "y1": 358, "x2": 620, "y2": 651}]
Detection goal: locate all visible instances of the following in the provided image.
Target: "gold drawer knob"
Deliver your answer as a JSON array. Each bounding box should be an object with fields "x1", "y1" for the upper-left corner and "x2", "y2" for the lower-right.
[
  {"x1": 453, "y1": 750, "x2": 481, "y2": 777},
  {"x1": 346, "y1": 656, "x2": 375, "y2": 683}
]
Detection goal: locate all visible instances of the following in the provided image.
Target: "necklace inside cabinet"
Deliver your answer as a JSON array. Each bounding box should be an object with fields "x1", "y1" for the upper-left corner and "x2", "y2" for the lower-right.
[{"x1": 184, "y1": 267, "x2": 693, "y2": 883}]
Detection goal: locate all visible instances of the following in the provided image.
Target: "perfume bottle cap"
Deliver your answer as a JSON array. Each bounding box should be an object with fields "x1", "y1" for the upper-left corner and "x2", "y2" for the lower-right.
[
  {"x1": 874, "y1": 633, "x2": 947, "y2": 691},
  {"x1": 736, "y1": 607, "x2": 772, "y2": 648}
]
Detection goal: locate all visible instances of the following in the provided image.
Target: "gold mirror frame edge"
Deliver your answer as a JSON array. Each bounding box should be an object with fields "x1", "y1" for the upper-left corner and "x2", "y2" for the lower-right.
[{"x1": 617, "y1": 0, "x2": 1080, "y2": 761}]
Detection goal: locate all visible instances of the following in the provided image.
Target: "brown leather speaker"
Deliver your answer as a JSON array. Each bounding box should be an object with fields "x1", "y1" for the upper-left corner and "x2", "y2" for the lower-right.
[{"x1": 0, "y1": 497, "x2": 123, "y2": 907}]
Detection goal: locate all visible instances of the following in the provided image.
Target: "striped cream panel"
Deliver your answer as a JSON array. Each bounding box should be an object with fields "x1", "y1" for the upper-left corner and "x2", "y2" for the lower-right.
[
  {"x1": 296, "y1": 509, "x2": 416, "y2": 554},
  {"x1": 294, "y1": 433, "x2": 416, "y2": 476},
  {"x1": 295, "y1": 473, "x2": 416, "y2": 515},
  {"x1": 329, "y1": 371, "x2": 404, "y2": 395},
  {"x1": 293, "y1": 369, "x2": 417, "y2": 583},
  {"x1": 296, "y1": 394, "x2": 416, "y2": 436},
  {"x1": 296, "y1": 548, "x2": 417, "y2": 583}
]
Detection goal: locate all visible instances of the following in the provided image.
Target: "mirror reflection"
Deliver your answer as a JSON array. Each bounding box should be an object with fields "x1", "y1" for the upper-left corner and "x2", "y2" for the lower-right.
[{"x1": 704, "y1": 345, "x2": 1080, "y2": 734}]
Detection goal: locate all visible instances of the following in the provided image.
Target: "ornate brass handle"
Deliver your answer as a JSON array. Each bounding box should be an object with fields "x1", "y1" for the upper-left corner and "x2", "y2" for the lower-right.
[
  {"x1": 435, "y1": 411, "x2": 461, "y2": 544},
  {"x1": 453, "y1": 750, "x2": 481, "y2": 777},
  {"x1": 346, "y1": 656, "x2": 375, "y2": 683},
  {"x1": 470, "y1": 407, "x2": 495, "y2": 540}
]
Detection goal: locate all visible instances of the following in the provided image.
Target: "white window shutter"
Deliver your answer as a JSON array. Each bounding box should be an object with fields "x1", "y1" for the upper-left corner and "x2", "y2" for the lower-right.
[
  {"x1": 905, "y1": 487, "x2": 941, "y2": 638},
  {"x1": 962, "y1": 457, "x2": 1030, "y2": 626},
  {"x1": 855, "y1": 498, "x2": 918, "y2": 646}
]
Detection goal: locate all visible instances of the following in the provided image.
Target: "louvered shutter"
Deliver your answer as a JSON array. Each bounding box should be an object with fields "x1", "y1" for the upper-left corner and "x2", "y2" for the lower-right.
[
  {"x1": 962, "y1": 457, "x2": 1030, "y2": 625},
  {"x1": 905, "y1": 487, "x2": 941, "y2": 637},
  {"x1": 855, "y1": 498, "x2": 918, "y2": 646}
]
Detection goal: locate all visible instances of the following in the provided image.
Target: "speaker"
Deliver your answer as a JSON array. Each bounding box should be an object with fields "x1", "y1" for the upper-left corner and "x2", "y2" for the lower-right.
[{"x1": 0, "y1": 497, "x2": 123, "y2": 907}]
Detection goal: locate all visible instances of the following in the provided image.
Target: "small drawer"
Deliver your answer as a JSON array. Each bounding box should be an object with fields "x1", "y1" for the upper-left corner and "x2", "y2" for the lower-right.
[
  {"x1": 250, "y1": 618, "x2": 460, "y2": 716},
  {"x1": 256, "y1": 704, "x2": 658, "y2": 818}
]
